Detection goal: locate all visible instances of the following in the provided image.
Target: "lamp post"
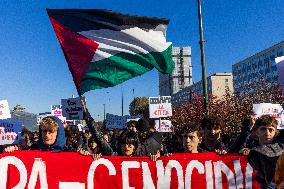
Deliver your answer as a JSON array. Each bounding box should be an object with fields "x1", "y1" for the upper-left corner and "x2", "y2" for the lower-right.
[
  {"x1": 121, "y1": 85, "x2": 124, "y2": 116},
  {"x1": 197, "y1": 0, "x2": 209, "y2": 115},
  {"x1": 103, "y1": 104, "x2": 106, "y2": 121}
]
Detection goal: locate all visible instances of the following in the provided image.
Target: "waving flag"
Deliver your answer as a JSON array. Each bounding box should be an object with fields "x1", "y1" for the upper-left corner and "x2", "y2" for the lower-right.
[{"x1": 47, "y1": 9, "x2": 174, "y2": 95}]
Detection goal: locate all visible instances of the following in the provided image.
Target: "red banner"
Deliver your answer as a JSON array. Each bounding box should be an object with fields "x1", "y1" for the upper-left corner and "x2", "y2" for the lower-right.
[{"x1": 0, "y1": 151, "x2": 259, "y2": 189}]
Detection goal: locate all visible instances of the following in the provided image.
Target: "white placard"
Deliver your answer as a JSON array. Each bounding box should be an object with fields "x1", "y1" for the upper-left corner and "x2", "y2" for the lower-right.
[
  {"x1": 61, "y1": 97, "x2": 85, "y2": 120},
  {"x1": 253, "y1": 103, "x2": 284, "y2": 129},
  {"x1": 155, "y1": 119, "x2": 173, "y2": 132},
  {"x1": 105, "y1": 113, "x2": 142, "y2": 129},
  {"x1": 0, "y1": 119, "x2": 22, "y2": 145},
  {"x1": 51, "y1": 105, "x2": 62, "y2": 117},
  {"x1": 0, "y1": 100, "x2": 11, "y2": 119},
  {"x1": 149, "y1": 96, "x2": 172, "y2": 118}
]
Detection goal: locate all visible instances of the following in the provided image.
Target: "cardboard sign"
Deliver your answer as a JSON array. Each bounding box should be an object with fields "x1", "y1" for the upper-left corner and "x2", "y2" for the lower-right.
[
  {"x1": 105, "y1": 114, "x2": 142, "y2": 129},
  {"x1": 253, "y1": 103, "x2": 284, "y2": 129},
  {"x1": 0, "y1": 100, "x2": 11, "y2": 119},
  {"x1": 0, "y1": 151, "x2": 259, "y2": 189},
  {"x1": 61, "y1": 97, "x2": 85, "y2": 120},
  {"x1": 149, "y1": 96, "x2": 172, "y2": 118},
  {"x1": 0, "y1": 119, "x2": 22, "y2": 145},
  {"x1": 155, "y1": 119, "x2": 173, "y2": 132},
  {"x1": 51, "y1": 105, "x2": 63, "y2": 117}
]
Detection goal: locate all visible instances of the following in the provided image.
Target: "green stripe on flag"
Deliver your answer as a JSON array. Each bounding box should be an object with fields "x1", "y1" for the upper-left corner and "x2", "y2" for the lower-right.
[{"x1": 80, "y1": 45, "x2": 173, "y2": 94}]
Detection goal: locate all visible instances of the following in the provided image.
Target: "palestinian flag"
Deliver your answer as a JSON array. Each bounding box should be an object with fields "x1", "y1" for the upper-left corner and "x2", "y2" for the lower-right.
[{"x1": 47, "y1": 9, "x2": 174, "y2": 95}]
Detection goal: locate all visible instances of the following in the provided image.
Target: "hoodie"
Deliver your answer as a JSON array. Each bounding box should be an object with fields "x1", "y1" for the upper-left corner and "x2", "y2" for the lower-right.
[{"x1": 36, "y1": 116, "x2": 66, "y2": 152}]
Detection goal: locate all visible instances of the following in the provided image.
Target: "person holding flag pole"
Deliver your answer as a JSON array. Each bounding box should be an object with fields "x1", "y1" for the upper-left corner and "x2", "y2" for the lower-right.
[{"x1": 47, "y1": 9, "x2": 175, "y2": 158}]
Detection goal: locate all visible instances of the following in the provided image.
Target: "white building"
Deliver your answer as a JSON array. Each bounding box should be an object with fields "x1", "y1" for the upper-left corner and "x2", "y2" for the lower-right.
[{"x1": 159, "y1": 47, "x2": 193, "y2": 96}]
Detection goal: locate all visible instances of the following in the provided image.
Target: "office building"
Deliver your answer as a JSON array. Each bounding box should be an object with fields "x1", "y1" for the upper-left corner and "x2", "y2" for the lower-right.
[
  {"x1": 172, "y1": 72, "x2": 233, "y2": 106},
  {"x1": 232, "y1": 41, "x2": 284, "y2": 94}
]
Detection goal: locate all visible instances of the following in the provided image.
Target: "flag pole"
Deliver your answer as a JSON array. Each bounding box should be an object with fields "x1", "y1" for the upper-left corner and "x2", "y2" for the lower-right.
[{"x1": 75, "y1": 88, "x2": 87, "y2": 113}]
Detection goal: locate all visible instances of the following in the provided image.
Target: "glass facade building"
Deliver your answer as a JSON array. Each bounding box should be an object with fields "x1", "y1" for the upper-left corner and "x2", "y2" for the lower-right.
[{"x1": 232, "y1": 41, "x2": 284, "y2": 94}]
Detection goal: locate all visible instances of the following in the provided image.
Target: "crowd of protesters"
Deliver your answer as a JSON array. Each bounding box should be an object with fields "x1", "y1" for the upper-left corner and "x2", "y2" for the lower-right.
[{"x1": 2, "y1": 110, "x2": 284, "y2": 189}]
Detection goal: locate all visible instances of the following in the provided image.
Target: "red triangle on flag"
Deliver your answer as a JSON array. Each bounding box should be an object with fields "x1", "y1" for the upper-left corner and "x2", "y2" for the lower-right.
[{"x1": 49, "y1": 17, "x2": 99, "y2": 91}]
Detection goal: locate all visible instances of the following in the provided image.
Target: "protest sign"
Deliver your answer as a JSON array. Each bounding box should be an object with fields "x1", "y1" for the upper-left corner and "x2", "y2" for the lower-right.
[
  {"x1": 61, "y1": 97, "x2": 85, "y2": 120},
  {"x1": 149, "y1": 96, "x2": 172, "y2": 118},
  {"x1": 155, "y1": 119, "x2": 173, "y2": 132},
  {"x1": 0, "y1": 151, "x2": 259, "y2": 189},
  {"x1": 0, "y1": 119, "x2": 21, "y2": 145},
  {"x1": 253, "y1": 103, "x2": 284, "y2": 129},
  {"x1": 0, "y1": 100, "x2": 11, "y2": 119},
  {"x1": 105, "y1": 114, "x2": 141, "y2": 129},
  {"x1": 51, "y1": 105, "x2": 62, "y2": 117}
]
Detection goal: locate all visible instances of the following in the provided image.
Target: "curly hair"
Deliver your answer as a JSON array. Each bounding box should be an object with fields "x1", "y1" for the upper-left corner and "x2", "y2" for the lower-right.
[
  {"x1": 39, "y1": 117, "x2": 59, "y2": 132},
  {"x1": 201, "y1": 115, "x2": 224, "y2": 130},
  {"x1": 254, "y1": 115, "x2": 278, "y2": 130},
  {"x1": 183, "y1": 124, "x2": 202, "y2": 138}
]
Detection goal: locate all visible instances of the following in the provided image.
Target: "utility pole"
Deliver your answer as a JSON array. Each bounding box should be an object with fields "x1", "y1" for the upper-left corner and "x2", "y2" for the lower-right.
[{"x1": 197, "y1": 0, "x2": 209, "y2": 115}]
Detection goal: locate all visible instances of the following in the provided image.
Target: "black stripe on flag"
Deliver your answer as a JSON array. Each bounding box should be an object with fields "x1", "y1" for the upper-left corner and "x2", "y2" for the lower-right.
[{"x1": 47, "y1": 9, "x2": 169, "y2": 32}]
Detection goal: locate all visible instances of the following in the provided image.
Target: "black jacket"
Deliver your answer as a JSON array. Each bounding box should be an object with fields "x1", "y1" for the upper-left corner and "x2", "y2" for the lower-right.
[
  {"x1": 84, "y1": 112, "x2": 113, "y2": 155},
  {"x1": 136, "y1": 131, "x2": 162, "y2": 156}
]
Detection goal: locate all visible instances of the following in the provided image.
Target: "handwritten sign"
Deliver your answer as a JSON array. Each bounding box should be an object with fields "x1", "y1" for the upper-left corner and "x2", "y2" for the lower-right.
[
  {"x1": 253, "y1": 103, "x2": 284, "y2": 129},
  {"x1": 149, "y1": 96, "x2": 172, "y2": 118},
  {"x1": 106, "y1": 114, "x2": 142, "y2": 129},
  {"x1": 51, "y1": 105, "x2": 62, "y2": 117},
  {"x1": 61, "y1": 97, "x2": 85, "y2": 120},
  {"x1": 0, "y1": 119, "x2": 22, "y2": 145},
  {"x1": 155, "y1": 119, "x2": 173, "y2": 132},
  {"x1": 0, "y1": 100, "x2": 11, "y2": 119}
]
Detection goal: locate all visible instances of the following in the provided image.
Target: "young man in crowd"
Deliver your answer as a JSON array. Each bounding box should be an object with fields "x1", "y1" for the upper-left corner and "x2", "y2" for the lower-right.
[
  {"x1": 247, "y1": 115, "x2": 284, "y2": 189},
  {"x1": 4, "y1": 116, "x2": 66, "y2": 152},
  {"x1": 199, "y1": 115, "x2": 228, "y2": 154},
  {"x1": 127, "y1": 120, "x2": 137, "y2": 133},
  {"x1": 135, "y1": 118, "x2": 162, "y2": 156},
  {"x1": 180, "y1": 124, "x2": 203, "y2": 153},
  {"x1": 229, "y1": 115, "x2": 258, "y2": 154},
  {"x1": 135, "y1": 118, "x2": 170, "y2": 161}
]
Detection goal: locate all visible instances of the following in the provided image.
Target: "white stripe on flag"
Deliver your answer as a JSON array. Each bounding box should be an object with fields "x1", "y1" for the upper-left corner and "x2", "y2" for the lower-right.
[{"x1": 79, "y1": 27, "x2": 171, "y2": 62}]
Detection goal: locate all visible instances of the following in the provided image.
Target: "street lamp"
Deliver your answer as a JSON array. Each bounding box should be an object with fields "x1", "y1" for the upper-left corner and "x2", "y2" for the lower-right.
[{"x1": 103, "y1": 104, "x2": 106, "y2": 121}]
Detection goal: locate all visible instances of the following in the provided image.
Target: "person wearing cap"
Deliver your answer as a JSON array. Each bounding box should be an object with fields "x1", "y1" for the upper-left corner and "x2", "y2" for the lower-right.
[{"x1": 135, "y1": 118, "x2": 163, "y2": 160}]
